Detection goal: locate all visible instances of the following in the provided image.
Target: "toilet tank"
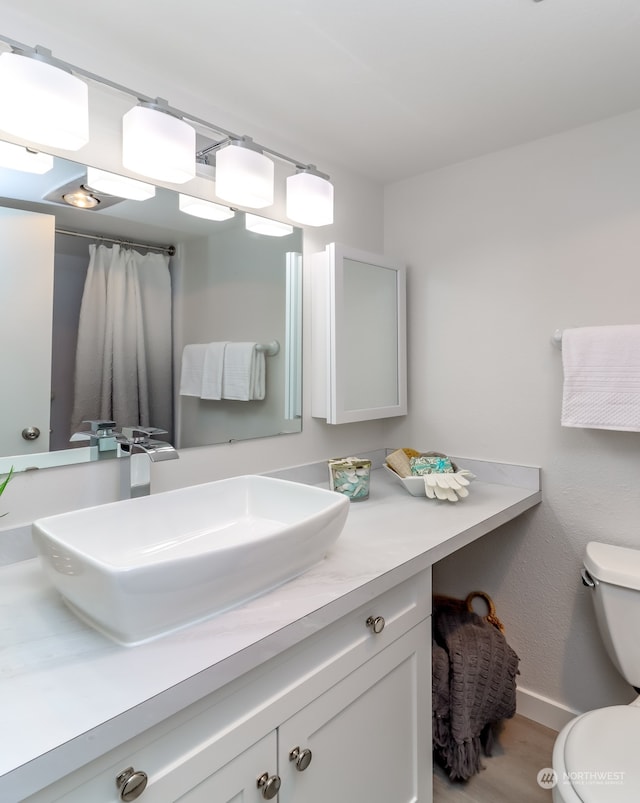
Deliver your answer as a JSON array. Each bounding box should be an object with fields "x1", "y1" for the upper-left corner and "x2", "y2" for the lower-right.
[{"x1": 584, "y1": 541, "x2": 640, "y2": 687}]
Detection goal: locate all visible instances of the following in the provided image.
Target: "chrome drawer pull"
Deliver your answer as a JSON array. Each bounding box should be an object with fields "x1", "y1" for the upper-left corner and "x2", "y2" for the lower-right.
[
  {"x1": 116, "y1": 767, "x2": 148, "y2": 801},
  {"x1": 289, "y1": 745, "x2": 313, "y2": 771},
  {"x1": 257, "y1": 771, "x2": 281, "y2": 799},
  {"x1": 366, "y1": 615, "x2": 385, "y2": 634}
]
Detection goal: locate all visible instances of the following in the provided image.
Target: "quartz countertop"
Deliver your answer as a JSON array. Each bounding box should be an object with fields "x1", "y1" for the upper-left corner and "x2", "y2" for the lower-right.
[{"x1": 0, "y1": 458, "x2": 540, "y2": 801}]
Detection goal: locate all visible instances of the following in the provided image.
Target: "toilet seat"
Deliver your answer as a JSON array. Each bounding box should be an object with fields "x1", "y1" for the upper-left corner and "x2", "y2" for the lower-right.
[{"x1": 555, "y1": 705, "x2": 640, "y2": 802}]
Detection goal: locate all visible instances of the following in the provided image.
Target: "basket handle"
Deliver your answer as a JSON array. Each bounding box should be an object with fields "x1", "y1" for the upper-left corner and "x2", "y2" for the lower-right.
[{"x1": 465, "y1": 590, "x2": 505, "y2": 633}]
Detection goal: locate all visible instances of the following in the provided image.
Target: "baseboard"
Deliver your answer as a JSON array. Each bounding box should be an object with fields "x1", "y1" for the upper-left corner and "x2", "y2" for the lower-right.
[{"x1": 516, "y1": 686, "x2": 579, "y2": 733}]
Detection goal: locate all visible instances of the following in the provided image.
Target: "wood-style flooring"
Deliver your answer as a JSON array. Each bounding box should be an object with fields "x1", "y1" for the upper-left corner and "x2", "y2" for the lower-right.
[{"x1": 433, "y1": 714, "x2": 557, "y2": 803}]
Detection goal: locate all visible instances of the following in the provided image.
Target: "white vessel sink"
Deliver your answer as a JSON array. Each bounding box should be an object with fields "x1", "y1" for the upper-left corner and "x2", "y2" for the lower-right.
[{"x1": 32, "y1": 475, "x2": 349, "y2": 646}]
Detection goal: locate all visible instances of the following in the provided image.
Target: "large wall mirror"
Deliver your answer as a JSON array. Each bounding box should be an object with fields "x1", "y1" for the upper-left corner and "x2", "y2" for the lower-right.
[{"x1": 0, "y1": 145, "x2": 303, "y2": 473}]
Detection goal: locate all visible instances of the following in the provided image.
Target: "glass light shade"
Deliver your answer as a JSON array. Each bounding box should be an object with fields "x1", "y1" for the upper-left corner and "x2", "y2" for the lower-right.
[
  {"x1": 215, "y1": 143, "x2": 274, "y2": 208},
  {"x1": 122, "y1": 105, "x2": 195, "y2": 184},
  {"x1": 179, "y1": 194, "x2": 235, "y2": 221},
  {"x1": 0, "y1": 52, "x2": 89, "y2": 151},
  {"x1": 86, "y1": 167, "x2": 155, "y2": 200},
  {"x1": 286, "y1": 171, "x2": 334, "y2": 226},
  {"x1": 245, "y1": 213, "x2": 293, "y2": 237},
  {"x1": 0, "y1": 141, "x2": 53, "y2": 174}
]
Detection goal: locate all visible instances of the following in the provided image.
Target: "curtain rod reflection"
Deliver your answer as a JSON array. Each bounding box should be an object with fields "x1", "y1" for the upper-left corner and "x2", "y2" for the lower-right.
[{"x1": 55, "y1": 227, "x2": 176, "y2": 256}]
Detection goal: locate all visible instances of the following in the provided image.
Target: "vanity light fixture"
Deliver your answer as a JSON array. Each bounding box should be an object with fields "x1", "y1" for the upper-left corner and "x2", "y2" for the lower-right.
[
  {"x1": 286, "y1": 165, "x2": 334, "y2": 227},
  {"x1": 0, "y1": 34, "x2": 334, "y2": 226},
  {"x1": 0, "y1": 141, "x2": 53, "y2": 174},
  {"x1": 178, "y1": 193, "x2": 235, "y2": 221},
  {"x1": 215, "y1": 137, "x2": 275, "y2": 209},
  {"x1": 245, "y1": 213, "x2": 293, "y2": 237},
  {"x1": 0, "y1": 48, "x2": 89, "y2": 151},
  {"x1": 122, "y1": 100, "x2": 196, "y2": 184},
  {"x1": 86, "y1": 167, "x2": 156, "y2": 200}
]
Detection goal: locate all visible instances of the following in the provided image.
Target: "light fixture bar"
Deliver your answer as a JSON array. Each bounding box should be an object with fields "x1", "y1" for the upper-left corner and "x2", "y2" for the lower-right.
[
  {"x1": 0, "y1": 33, "x2": 334, "y2": 224},
  {"x1": 0, "y1": 35, "x2": 325, "y2": 176}
]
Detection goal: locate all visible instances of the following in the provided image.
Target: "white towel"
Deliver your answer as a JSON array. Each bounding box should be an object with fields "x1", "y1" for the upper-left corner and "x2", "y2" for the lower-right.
[
  {"x1": 179, "y1": 344, "x2": 208, "y2": 397},
  {"x1": 222, "y1": 342, "x2": 266, "y2": 401},
  {"x1": 201, "y1": 342, "x2": 227, "y2": 400},
  {"x1": 561, "y1": 325, "x2": 640, "y2": 431}
]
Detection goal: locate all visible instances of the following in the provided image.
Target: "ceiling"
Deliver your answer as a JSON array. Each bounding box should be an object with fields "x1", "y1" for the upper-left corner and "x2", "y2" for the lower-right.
[{"x1": 1, "y1": 0, "x2": 640, "y2": 183}]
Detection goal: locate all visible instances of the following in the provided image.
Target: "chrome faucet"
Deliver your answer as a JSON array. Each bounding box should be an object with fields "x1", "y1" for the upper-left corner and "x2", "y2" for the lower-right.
[
  {"x1": 117, "y1": 427, "x2": 179, "y2": 499},
  {"x1": 70, "y1": 419, "x2": 119, "y2": 458}
]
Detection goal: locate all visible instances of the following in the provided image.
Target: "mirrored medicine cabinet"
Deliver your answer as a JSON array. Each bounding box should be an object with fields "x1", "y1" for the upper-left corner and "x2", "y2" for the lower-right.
[{"x1": 311, "y1": 243, "x2": 407, "y2": 425}]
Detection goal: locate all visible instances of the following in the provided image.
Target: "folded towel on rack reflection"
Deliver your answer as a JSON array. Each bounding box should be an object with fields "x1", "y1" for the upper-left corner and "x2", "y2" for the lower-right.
[
  {"x1": 222, "y1": 342, "x2": 265, "y2": 401},
  {"x1": 179, "y1": 344, "x2": 208, "y2": 396},
  {"x1": 561, "y1": 325, "x2": 640, "y2": 431},
  {"x1": 201, "y1": 342, "x2": 227, "y2": 400}
]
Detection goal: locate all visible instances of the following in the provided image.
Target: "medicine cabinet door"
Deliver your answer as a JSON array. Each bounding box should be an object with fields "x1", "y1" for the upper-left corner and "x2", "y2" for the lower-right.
[{"x1": 312, "y1": 242, "x2": 407, "y2": 424}]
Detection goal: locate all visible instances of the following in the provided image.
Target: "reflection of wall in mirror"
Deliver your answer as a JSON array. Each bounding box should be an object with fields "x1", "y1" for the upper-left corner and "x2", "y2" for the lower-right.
[
  {"x1": 343, "y1": 258, "x2": 399, "y2": 411},
  {"x1": 0, "y1": 207, "x2": 54, "y2": 457},
  {"x1": 175, "y1": 226, "x2": 300, "y2": 447}
]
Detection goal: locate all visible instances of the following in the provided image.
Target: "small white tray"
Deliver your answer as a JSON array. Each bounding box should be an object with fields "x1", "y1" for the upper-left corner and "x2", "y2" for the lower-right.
[
  {"x1": 383, "y1": 465, "x2": 429, "y2": 497},
  {"x1": 383, "y1": 465, "x2": 475, "y2": 498}
]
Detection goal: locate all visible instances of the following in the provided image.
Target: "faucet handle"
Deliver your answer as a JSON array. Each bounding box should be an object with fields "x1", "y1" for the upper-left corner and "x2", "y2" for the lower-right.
[
  {"x1": 121, "y1": 426, "x2": 168, "y2": 442},
  {"x1": 70, "y1": 419, "x2": 117, "y2": 443},
  {"x1": 83, "y1": 419, "x2": 117, "y2": 433}
]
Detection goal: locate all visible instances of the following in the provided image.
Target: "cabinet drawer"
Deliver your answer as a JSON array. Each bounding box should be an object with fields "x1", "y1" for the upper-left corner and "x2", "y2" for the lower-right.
[{"x1": 311, "y1": 566, "x2": 432, "y2": 677}]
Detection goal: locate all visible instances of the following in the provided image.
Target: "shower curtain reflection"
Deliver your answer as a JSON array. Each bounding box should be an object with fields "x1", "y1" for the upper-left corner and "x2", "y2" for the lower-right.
[{"x1": 71, "y1": 243, "x2": 172, "y2": 438}]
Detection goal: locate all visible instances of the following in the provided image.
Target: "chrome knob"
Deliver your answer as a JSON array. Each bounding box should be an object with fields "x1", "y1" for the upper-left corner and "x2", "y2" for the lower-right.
[
  {"x1": 21, "y1": 426, "x2": 41, "y2": 441},
  {"x1": 116, "y1": 767, "x2": 148, "y2": 801},
  {"x1": 366, "y1": 615, "x2": 385, "y2": 634},
  {"x1": 257, "y1": 772, "x2": 281, "y2": 799},
  {"x1": 289, "y1": 745, "x2": 313, "y2": 771}
]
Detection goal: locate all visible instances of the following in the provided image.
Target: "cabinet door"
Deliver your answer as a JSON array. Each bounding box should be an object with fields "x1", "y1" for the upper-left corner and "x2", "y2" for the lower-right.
[
  {"x1": 311, "y1": 243, "x2": 407, "y2": 424},
  {"x1": 175, "y1": 731, "x2": 277, "y2": 802},
  {"x1": 278, "y1": 622, "x2": 431, "y2": 803}
]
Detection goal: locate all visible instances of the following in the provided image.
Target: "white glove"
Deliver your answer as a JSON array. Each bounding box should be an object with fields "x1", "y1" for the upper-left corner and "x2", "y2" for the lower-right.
[{"x1": 423, "y1": 471, "x2": 471, "y2": 502}]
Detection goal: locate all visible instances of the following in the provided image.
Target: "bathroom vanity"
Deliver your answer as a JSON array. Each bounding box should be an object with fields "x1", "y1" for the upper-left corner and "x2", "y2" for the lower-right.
[{"x1": 0, "y1": 456, "x2": 540, "y2": 803}]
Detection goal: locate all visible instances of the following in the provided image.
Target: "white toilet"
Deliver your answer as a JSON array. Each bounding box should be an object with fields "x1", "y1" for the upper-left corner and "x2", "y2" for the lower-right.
[{"x1": 552, "y1": 541, "x2": 640, "y2": 802}]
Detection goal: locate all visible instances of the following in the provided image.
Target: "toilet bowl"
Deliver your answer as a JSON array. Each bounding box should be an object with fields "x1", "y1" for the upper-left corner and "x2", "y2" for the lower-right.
[{"x1": 551, "y1": 542, "x2": 640, "y2": 802}]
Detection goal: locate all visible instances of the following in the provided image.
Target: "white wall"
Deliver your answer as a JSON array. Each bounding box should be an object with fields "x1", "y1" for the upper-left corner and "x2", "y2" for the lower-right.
[{"x1": 385, "y1": 108, "x2": 640, "y2": 721}]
